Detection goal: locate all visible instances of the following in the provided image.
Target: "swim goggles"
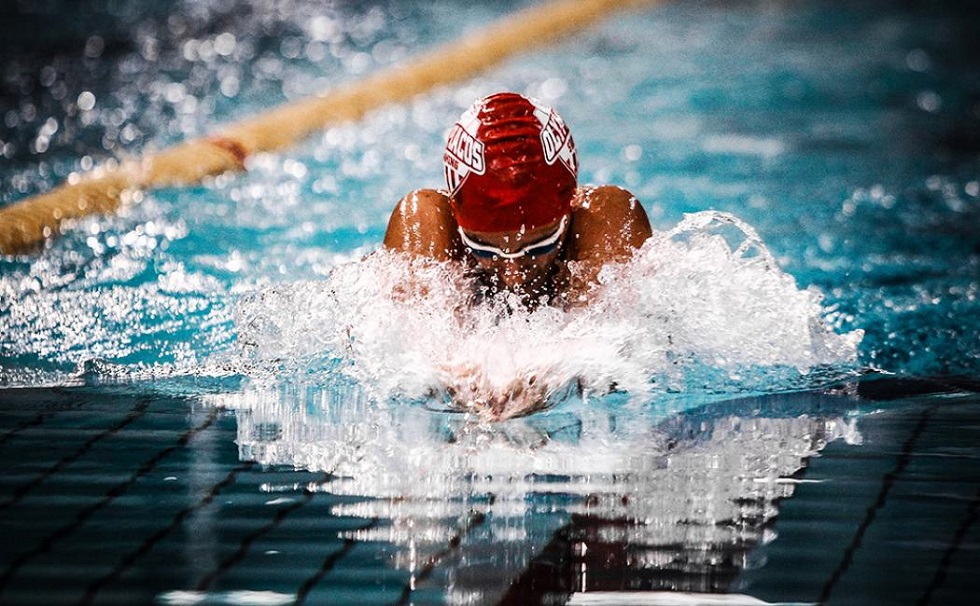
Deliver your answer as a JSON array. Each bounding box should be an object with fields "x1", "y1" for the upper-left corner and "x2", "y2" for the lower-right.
[{"x1": 458, "y1": 215, "x2": 568, "y2": 260}]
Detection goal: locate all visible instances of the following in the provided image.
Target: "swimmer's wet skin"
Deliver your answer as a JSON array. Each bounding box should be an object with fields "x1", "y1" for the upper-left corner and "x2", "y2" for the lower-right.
[
  {"x1": 382, "y1": 92, "x2": 652, "y2": 418},
  {"x1": 384, "y1": 92, "x2": 652, "y2": 305}
]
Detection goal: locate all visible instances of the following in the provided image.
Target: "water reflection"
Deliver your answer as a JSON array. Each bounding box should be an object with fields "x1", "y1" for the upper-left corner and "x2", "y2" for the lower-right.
[{"x1": 210, "y1": 384, "x2": 860, "y2": 603}]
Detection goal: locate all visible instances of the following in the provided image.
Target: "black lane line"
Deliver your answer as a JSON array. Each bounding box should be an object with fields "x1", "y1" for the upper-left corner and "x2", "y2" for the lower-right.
[
  {"x1": 817, "y1": 407, "x2": 933, "y2": 604},
  {"x1": 0, "y1": 407, "x2": 220, "y2": 595},
  {"x1": 79, "y1": 459, "x2": 258, "y2": 605},
  {"x1": 193, "y1": 472, "x2": 332, "y2": 592},
  {"x1": 293, "y1": 518, "x2": 380, "y2": 606},
  {"x1": 0, "y1": 411, "x2": 47, "y2": 448},
  {"x1": 497, "y1": 521, "x2": 575, "y2": 606},
  {"x1": 0, "y1": 399, "x2": 151, "y2": 513},
  {"x1": 395, "y1": 503, "x2": 492, "y2": 606},
  {"x1": 917, "y1": 480, "x2": 980, "y2": 605}
]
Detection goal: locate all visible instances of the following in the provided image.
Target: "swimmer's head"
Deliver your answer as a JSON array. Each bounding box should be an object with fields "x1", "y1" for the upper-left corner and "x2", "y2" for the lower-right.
[{"x1": 443, "y1": 92, "x2": 578, "y2": 234}]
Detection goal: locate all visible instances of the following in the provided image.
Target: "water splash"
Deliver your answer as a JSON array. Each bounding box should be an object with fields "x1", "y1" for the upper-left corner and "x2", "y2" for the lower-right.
[{"x1": 235, "y1": 211, "x2": 864, "y2": 418}]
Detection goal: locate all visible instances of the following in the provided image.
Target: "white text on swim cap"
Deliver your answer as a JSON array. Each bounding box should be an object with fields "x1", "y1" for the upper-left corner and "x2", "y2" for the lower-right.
[
  {"x1": 444, "y1": 122, "x2": 485, "y2": 196},
  {"x1": 531, "y1": 102, "x2": 578, "y2": 177}
]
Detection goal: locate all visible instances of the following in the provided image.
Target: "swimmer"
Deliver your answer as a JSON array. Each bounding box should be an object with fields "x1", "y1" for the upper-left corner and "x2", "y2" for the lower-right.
[{"x1": 384, "y1": 92, "x2": 652, "y2": 308}]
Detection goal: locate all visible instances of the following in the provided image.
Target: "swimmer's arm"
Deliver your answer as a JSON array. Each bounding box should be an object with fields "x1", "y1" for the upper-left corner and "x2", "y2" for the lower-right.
[
  {"x1": 565, "y1": 185, "x2": 652, "y2": 301},
  {"x1": 381, "y1": 188, "x2": 468, "y2": 302},
  {"x1": 442, "y1": 363, "x2": 551, "y2": 421},
  {"x1": 383, "y1": 188, "x2": 459, "y2": 261}
]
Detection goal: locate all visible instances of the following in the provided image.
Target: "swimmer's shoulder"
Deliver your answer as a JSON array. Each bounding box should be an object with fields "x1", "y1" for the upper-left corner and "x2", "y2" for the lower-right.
[
  {"x1": 570, "y1": 185, "x2": 647, "y2": 222},
  {"x1": 383, "y1": 188, "x2": 461, "y2": 261},
  {"x1": 390, "y1": 188, "x2": 452, "y2": 217},
  {"x1": 567, "y1": 185, "x2": 652, "y2": 263}
]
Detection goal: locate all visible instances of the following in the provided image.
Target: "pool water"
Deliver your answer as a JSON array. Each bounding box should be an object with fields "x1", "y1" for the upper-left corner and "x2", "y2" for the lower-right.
[{"x1": 2, "y1": 0, "x2": 980, "y2": 604}]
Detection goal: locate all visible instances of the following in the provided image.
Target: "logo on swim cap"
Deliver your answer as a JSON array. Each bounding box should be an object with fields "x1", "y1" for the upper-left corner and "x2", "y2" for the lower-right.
[
  {"x1": 533, "y1": 104, "x2": 578, "y2": 176},
  {"x1": 444, "y1": 92, "x2": 578, "y2": 233},
  {"x1": 443, "y1": 104, "x2": 485, "y2": 198}
]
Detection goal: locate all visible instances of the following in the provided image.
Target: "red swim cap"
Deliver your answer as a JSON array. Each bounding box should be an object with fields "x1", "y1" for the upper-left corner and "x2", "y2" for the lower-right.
[{"x1": 443, "y1": 92, "x2": 578, "y2": 233}]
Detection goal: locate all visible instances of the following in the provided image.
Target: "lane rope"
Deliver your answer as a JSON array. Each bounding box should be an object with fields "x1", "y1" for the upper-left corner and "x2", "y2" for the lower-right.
[{"x1": 0, "y1": 0, "x2": 657, "y2": 255}]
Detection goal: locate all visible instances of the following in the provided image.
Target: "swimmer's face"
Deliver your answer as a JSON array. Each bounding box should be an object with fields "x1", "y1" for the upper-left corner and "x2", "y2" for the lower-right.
[{"x1": 458, "y1": 215, "x2": 568, "y2": 296}]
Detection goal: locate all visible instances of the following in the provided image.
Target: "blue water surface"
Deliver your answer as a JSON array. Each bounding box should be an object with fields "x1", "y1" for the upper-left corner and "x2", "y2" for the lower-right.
[
  {"x1": 2, "y1": 0, "x2": 978, "y2": 383},
  {"x1": 1, "y1": 1, "x2": 980, "y2": 604}
]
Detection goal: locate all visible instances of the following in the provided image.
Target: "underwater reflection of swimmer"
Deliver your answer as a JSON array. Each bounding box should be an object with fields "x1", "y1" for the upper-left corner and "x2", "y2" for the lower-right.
[
  {"x1": 225, "y1": 386, "x2": 859, "y2": 604},
  {"x1": 383, "y1": 91, "x2": 652, "y2": 310}
]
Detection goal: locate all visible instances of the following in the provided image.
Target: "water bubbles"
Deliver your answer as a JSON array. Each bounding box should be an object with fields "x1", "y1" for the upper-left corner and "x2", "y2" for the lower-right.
[
  {"x1": 305, "y1": 15, "x2": 338, "y2": 42},
  {"x1": 906, "y1": 48, "x2": 931, "y2": 72},
  {"x1": 347, "y1": 52, "x2": 373, "y2": 75},
  {"x1": 703, "y1": 134, "x2": 785, "y2": 158},
  {"x1": 622, "y1": 144, "x2": 643, "y2": 162},
  {"x1": 349, "y1": 6, "x2": 388, "y2": 47},
  {"x1": 916, "y1": 90, "x2": 942, "y2": 113},
  {"x1": 304, "y1": 40, "x2": 327, "y2": 63},
  {"x1": 818, "y1": 233, "x2": 836, "y2": 254},
  {"x1": 39, "y1": 65, "x2": 58, "y2": 87},
  {"x1": 134, "y1": 34, "x2": 158, "y2": 62},
  {"x1": 214, "y1": 32, "x2": 237, "y2": 56},
  {"x1": 20, "y1": 102, "x2": 37, "y2": 123},
  {"x1": 281, "y1": 158, "x2": 308, "y2": 180},
  {"x1": 538, "y1": 76, "x2": 568, "y2": 101},
  {"x1": 370, "y1": 39, "x2": 404, "y2": 65},
  {"x1": 219, "y1": 74, "x2": 240, "y2": 98},
  {"x1": 84, "y1": 35, "x2": 105, "y2": 59},
  {"x1": 255, "y1": 55, "x2": 284, "y2": 79},
  {"x1": 164, "y1": 82, "x2": 187, "y2": 104},
  {"x1": 402, "y1": 144, "x2": 421, "y2": 162},
  {"x1": 310, "y1": 175, "x2": 338, "y2": 195},
  {"x1": 839, "y1": 184, "x2": 897, "y2": 220},
  {"x1": 33, "y1": 117, "x2": 59, "y2": 154},
  {"x1": 119, "y1": 123, "x2": 142, "y2": 144},
  {"x1": 77, "y1": 91, "x2": 97, "y2": 111},
  {"x1": 279, "y1": 36, "x2": 304, "y2": 60}
]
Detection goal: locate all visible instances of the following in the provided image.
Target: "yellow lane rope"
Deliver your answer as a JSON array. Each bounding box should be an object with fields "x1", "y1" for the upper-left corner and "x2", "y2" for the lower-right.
[{"x1": 0, "y1": 0, "x2": 656, "y2": 255}]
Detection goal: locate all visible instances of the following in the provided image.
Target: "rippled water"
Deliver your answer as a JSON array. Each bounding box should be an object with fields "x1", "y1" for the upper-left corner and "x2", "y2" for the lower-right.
[
  {"x1": 1, "y1": 0, "x2": 979, "y2": 604},
  {"x1": 2, "y1": 0, "x2": 978, "y2": 389}
]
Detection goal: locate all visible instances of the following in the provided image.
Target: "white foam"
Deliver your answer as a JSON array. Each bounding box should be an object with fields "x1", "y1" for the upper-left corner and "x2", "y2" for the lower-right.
[
  {"x1": 156, "y1": 590, "x2": 294, "y2": 606},
  {"x1": 234, "y1": 211, "x2": 863, "y2": 416},
  {"x1": 566, "y1": 591, "x2": 808, "y2": 605}
]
